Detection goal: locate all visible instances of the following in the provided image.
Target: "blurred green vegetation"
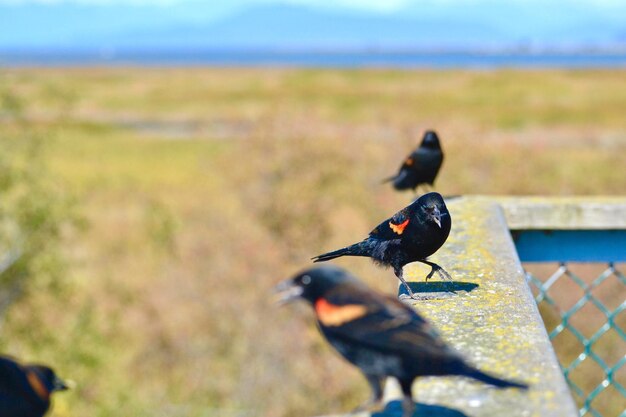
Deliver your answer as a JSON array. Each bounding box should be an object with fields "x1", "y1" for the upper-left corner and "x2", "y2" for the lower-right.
[
  {"x1": 0, "y1": 89, "x2": 78, "y2": 316},
  {"x1": 0, "y1": 68, "x2": 624, "y2": 416}
]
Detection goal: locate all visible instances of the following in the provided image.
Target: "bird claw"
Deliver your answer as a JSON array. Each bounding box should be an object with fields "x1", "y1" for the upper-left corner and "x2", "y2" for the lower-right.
[
  {"x1": 399, "y1": 293, "x2": 425, "y2": 302},
  {"x1": 425, "y1": 264, "x2": 451, "y2": 281},
  {"x1": 402, "y1": 398, "x2": 416, "y2": 417},
  {"x1": 425, "y1": 269, "x2": 435, "y2": 281},
  {"x1": 436, "y1": 266, "x2": 452, "y2": 281},
  {"x1": 399, "y1": 281, "x2": 428, "y2": 301}
]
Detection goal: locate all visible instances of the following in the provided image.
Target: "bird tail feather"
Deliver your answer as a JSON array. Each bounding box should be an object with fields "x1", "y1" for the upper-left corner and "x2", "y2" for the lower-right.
[
  {"x1": 312, "y1": 242, "x2": 371, "y2": 263},
  {"x1": 463, "y1": 366, "x2": 528, "y2": 390},
  {"x1": 381, "y1": 175, "x2": 396, "y2": 184}
]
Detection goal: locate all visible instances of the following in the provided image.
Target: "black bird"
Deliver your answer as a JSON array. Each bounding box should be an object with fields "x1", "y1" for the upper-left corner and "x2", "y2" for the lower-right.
[
  {"x1": 275, "y1": 265, "x2": 528, "y2": 417},
  {"x1": 384, "y1": 130, "x2": 444, "y2": 193},
  {"x1": 312, "y1": 192, "x2": 451, "y2": 299},
  {"x1": 0, "y1": 355, "x2": 70, "y2": 417}
]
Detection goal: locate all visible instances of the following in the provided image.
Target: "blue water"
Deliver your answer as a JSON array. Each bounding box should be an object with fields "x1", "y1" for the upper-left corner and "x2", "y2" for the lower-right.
[{"x1": 1, "y1": 50, "x2": 626, "y2": 68}]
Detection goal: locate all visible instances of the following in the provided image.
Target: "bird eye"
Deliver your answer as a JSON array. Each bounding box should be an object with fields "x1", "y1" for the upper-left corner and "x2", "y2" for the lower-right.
[{"x1": 301, "y1": 275, "x2": 311, "y2": 285}]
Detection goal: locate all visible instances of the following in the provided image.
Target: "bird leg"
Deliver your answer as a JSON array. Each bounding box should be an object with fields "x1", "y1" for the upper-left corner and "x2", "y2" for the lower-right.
[
  {"x1": 402, "y1": 397, "x2": 416, "y2": 417},
  {"x1": 352, "y1": 374, "x2": 384, "y2": 413},
  {"x1": 394, "y1": 267, "x2": 421, "y2": 300},
  {"x1": 419, "y1": 260, "x2": 451, "y2": 281},
  {"x1": 399, "y1": 379, "x2": 415, "y2": 417}
]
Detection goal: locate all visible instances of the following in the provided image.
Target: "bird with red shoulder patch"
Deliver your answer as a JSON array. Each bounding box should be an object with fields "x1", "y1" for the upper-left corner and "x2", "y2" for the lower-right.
[
  {"x1": 0, "y1": 355, "x2": 71, "y2": 417},
  {"x1": 312, "y1": 192, "x2": 451, "y2": 299},
  {"x1": 275, "y1": 265, "x2": 528, "y2": 417},
  {"x1": 383, "y1": 130, "x2": 444, "y2": 193}
]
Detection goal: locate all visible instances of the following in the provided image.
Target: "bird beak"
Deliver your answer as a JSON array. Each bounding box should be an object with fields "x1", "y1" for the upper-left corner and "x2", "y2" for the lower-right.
[
  {"x1": 53, "y1": 377, "x2": 74, "y2": 391},
  {"x1": 273, "y1": 279, "x2": 303, "y2": 305},
  {"x1": 432, "y1": 207, "x2": 442, "y2": 228}
]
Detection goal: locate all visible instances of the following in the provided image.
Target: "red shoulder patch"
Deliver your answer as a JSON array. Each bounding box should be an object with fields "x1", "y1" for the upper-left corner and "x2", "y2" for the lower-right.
[
  {"x1": 26, "y1": 370, "x2": 49, "y2": 400},
  {"x1": 389, "y1": 219, "x2": 410, "y2": 235},
  {"x1": 315, "y1": 298, "x2": 368, "y2": 326}
]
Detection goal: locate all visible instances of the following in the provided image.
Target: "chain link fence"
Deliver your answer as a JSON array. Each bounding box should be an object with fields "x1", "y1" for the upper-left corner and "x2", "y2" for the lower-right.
[{"x1": 524, "y1": 261, "x2": 625, "y2": 417}]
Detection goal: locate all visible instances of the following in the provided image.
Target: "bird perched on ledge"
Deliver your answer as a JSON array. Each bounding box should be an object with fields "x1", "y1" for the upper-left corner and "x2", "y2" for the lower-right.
[
  {"x1": 0, "y1": 355, "x2": 70, "y2": 417},
  {"x1": 275, "y1": 265, "x2": 528, "y2": 417},
  {"x1": 312, "y1": 192, "x2": 451, "y2": 300},
  {"x1": 384, "y1": 130, "x2": 444, "y2": 193}
]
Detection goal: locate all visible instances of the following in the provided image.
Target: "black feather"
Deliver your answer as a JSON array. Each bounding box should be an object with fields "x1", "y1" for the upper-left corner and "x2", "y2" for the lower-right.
[{"x1": 460, "y1": 365, "x2": 529, "y2": 390}]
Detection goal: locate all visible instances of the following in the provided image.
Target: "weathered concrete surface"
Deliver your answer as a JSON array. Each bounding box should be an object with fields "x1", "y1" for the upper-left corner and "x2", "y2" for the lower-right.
[{"x1": 319, "y1": 196, "x2": 578, "y2": 417}]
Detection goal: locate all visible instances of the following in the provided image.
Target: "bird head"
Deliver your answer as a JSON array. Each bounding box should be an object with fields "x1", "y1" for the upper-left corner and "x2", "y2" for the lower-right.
[
  {"x1": 27, "y1": 365, "x2": 73, "y2": 394},
  {"x1": 274, "y1": 265, "x2": 356, "y2": 304},
  {"x1": 421, "y1": 130, "x2": 441, "y2": 150},
  {"x1": 416, "y1": 192, "x2": 449, "y2": 229}
]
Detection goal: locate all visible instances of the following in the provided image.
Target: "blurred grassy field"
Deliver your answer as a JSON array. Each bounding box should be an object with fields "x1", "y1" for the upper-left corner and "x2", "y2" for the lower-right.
[{"x1": 0, "y1": 68, "x2": 625, "y2": 417}]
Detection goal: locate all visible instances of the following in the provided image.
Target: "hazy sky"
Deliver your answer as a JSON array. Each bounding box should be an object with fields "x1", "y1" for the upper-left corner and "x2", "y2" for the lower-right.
[
  {"x1": 2, "y1": 0, "x2": 625, "y2": 13},
  {"x1": 2, "y1": 0, "x2": 626, "y2": 23},
  {"x1": 1, "y1": 0, "x2": 625, "y2": 50}
]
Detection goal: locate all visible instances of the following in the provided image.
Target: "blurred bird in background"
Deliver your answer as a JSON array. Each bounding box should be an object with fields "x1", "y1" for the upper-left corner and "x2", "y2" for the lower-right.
[
  {"x1": 275, "y1": 265, "x2": 528, "y2": 417},
  {"x1": 0, "y1": 355, "x2": 70, "y2": 417},
  {"x1": 312, "y1": 192, "x2": 451, "y2": 299},
  {"x1": 384, "y1": 130, "x2": 444, "y2": 193}
]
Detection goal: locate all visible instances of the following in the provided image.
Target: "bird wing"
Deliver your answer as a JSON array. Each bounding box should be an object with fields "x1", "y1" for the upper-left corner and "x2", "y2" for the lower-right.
[
  {"x1": 368, "y1": 207, "x2": 412, "y2": 240},
  {"x1": 316, "y1": 285, "x2": 456, "y2": 360},
  {"x1": 0, "y1": 355, "x2": 25, "y2": 394},
  {"x1": 411, "y1": 147, "x2": 443, "y2": 175},
  {"x1": 395, "y1": 148, "x2": 432, "y2": 174}
]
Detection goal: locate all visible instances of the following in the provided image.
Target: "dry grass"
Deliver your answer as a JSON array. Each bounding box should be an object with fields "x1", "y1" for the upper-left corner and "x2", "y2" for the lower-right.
[{"x1": 0, "y1": 67, "x2": 624, "y2": 417}]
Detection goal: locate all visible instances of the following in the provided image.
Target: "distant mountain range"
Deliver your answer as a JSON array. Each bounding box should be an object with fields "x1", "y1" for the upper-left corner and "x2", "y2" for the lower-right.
[{"x1": 1, "y1": 2, "x2": 625, "y2": 51}]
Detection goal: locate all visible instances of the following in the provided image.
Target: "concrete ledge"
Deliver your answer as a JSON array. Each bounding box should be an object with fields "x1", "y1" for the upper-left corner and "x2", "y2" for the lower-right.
[
  {"x1": 496, "y1": 196, "x2": 626, "y2": 230},
  {"x1": 324, "y1": 196, "x2": 578, "y2": 416}
]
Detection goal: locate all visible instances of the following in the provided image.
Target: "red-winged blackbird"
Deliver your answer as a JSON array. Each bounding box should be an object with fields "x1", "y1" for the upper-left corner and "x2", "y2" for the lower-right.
[
  {"x1": 312, "y1": 192, "x2": 451, "y2": 300},
  {"x1": 275, "y1": 265, "x2": 528, "y2": 417},
  {"x1": 384, "y1": 130, "x2": 444, "y2": 193},
  {"x1": 0, "y1": 355, "x2": 70, "y2": 417}
]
